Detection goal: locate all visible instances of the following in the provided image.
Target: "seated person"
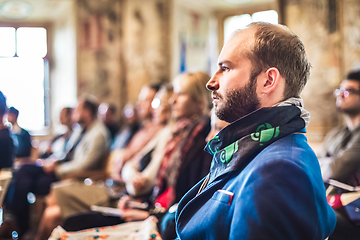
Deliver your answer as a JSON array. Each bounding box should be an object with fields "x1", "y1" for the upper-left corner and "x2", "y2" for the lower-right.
[
  {"x1": 110, "y1": 83, "x2": 163, "y2": 182},
  {"x1": 34, "y1": 84, "x2": 163, "y2": 240},
  {"x1": 35, "y1": 84, "x2": 172, "y2": 240},
  {"x1": 160, "y1": 110, "x2": 229, "y2": 240},
  {"x1": 55, "y1": 72, "x2": 213, "y2": 238},
  {"x1": 39, "y1": 107, "x2": 73, "y2": 159},
  {"x1": 4, "y1": 107, "x2": 74, "y2": 235},
  {"x1": 98, "y1": 103, "x2": 119, "y2": 143},
  {"x1": 122, "y1": 85, "x2": 173, "y2": 197},
  {"x1": 319, "y1": 70, "x2": 360, "y2": 186},
  {"x1": 111, "y1": 102, "x2": 140, "y2": 151},
  {"x1": 7, "y1": 106, "x2": 32, "y2": 161},
  {"x1": 0, "y1": 91, "x2": 14, "y2": 169},
  {"x1": 1, "y1": 97, "x2": 110, "y2": 238},
  {"x1": 318, "y1": 70, "x2": 360, "y2": 240}
]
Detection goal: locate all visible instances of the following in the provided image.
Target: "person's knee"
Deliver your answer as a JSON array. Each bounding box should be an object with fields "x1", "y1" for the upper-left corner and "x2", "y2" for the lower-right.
[
  {"x1": 45, "y1": 190, "x2": 57, "y2": 207},
  {"x1": 44, "y1": 205, "x2": 61, "y2": 221}
]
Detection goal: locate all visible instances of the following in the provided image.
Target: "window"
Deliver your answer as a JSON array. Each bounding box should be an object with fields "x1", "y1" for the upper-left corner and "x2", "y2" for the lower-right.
[
  {"x1": 224, "y1": 10, "x2": 279, "y2": 41},
  {"x1": 0, "y1": 27, "x2": 49, "y2": 133}
]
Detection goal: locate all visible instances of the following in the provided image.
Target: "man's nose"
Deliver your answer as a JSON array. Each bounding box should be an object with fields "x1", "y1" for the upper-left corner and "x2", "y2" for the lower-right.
[
  {"x1": 169, "y1": 93, "x2": 177, "y2": 104},
  {"x1": 206, "y1": 75, "x2": 219, "y2": 91}
]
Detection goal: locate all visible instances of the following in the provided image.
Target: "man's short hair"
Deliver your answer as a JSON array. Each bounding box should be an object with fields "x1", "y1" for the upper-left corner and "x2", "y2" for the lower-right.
[
  {"x1": 245, "y1": 22, "x2": 311, "y2": 100},
  {"x1": 63, "y1": 107, "x2": 73, "y2": 117},
  {"x1": 9, "y1": 106, "x2": 19, "y2": 116},
  {"x1": 107, "y1": 104, "x2": 117, "y2": 115},
  {"x1": 148, "y1": 83, "x2": 162, "y2": 93},
  {"x1": 346, "y1": 70, "x2": 360, "y2": 83},
  {"x1": 83, "y1": 99, "x2": 98, "y2": 119},
  {"x1": 0, "y1": 91, "x2": 7, "y2": 116}
]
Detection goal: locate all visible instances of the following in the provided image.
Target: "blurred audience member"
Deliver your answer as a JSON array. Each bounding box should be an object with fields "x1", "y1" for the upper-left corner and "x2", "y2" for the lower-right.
[
  {"x1": 40, "y1": 107, "x2": 73, "y2": 159},
  {"x1": 154, "y1": 71, "x2": 212, "y2": 208},
  {"x1": 98, "y1": 103, "x2": 119, "y2": 143},
  {"x1": 110, "y1": 83, "x2": 162, "y2": 182},
  {"x1": 0, "y1": 91, "x2": 14, "y2": 169},
  {"x1": 45, "y1": 105, "x2": 226, "y2": 240},
  {"x1": 59, "y1": 71, "x2": 212, "y2": 237},
  {"x1": 1, "y1": 97, "x2": 110, "y2": 238},
  {"x1": 319, "y1": 70, "x2": 360, "y2": 185},
  {"x1": 318, "y1": 70, "x2": 360, "y2": 240},
  {"x1": 122, "y1": 85, "x2": 173, "y2": 197},
  {"x1": 7, "y1": 106, "x2": 32, "y2": 159},
  {"x1": 160, "y1": 109, "x2": 229, "y2": 240},
  {"x1": 34, "y1": 84, "x2": 162, "y2": 240},
  {"x1": 111, "y1": 103, "x2": 140, "y2": 150}
]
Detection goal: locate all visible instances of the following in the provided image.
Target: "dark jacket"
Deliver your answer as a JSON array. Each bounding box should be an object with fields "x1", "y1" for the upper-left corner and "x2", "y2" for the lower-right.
[
  {"x1": 174, "y1": 116, "x2": 212, "y2": 203},
  {"x1": 0, "y1": 127, "x2": 14, "y2": 168},
  {"x1": 14, "y1": 128, "x2": 32, "y2": 158},
  {"x1": 176, "y1": 122, "x2": 336, "y2": 240}
]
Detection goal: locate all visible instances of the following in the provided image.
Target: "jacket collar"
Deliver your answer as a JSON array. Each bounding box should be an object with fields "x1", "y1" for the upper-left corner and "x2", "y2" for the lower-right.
[{"x1": 205, "y1": 106, "x2": 306, "y2": 183}]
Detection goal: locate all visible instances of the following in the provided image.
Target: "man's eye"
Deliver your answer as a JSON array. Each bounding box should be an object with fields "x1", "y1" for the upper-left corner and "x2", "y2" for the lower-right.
[{"x1": 221, "y1": 66, "x2": 230, "y2": 71}]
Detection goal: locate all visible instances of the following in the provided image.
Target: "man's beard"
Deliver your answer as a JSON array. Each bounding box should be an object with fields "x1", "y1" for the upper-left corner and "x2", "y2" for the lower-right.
[
  {"x1": 77, "y1": 117, "x2": 85, "y2": 127},
  {"x1": 214, "y1": 76, "x2": 260, "y2": 123},
  {"x1": 336, "y1": 105, "x2": 360, "y2": 117}
]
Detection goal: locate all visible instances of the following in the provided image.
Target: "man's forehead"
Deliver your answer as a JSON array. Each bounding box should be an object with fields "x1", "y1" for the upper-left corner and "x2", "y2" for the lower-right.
[
  {"x1": 341, "y1": 79, "x2": 360, "y2": 88},
  {"x1": 76, "y1": 101, "x2": 84, "y2": 110},
  {"x1": 60, "y1": 108, "x2": 67, "y2": 115},
  {"x1": 219, "y1": 28, "x2": 255, "y2": 63},
  {"x1": 138, "y1": 87, "x2": 149, "y2": 100},
  {"x1": 139, "y1": 87, "x2": 156, "y2": 101}
]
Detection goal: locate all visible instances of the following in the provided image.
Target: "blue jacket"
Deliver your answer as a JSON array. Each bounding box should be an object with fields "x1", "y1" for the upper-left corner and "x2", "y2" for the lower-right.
[{"x1": 175, "y1": 132, "x2": 336, "y2": 239}]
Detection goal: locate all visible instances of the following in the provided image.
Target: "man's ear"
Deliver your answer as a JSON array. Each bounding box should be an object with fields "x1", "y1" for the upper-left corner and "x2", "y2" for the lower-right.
[{"x1": 257, "y1": 67, "x2": 281, "y2": 94}]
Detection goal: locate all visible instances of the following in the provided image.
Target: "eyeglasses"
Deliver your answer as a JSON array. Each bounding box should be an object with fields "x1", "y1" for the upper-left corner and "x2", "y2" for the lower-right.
[{"x1": 334, "y1": 88, "x2": 360, "y2": 97}]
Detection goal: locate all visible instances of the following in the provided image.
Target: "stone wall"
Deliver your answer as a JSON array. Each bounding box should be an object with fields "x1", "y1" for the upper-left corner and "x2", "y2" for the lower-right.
[
  {"x1": 284, "y1": 0, "x2": 344, "y2": 147},
  {"x1": 122, "y1": 0, "x2": 171, "y2": 102},
  {"x1": 51, "y1": 0, "x2": 77, "y2": 134},
  {"x1": 76, "y1": 0, "x2": 171, "y2": 116},
  {"x1": 342, "y1": 0, "x2": 360, "y2": 72},
  {"x1": 282, "y1": 0, "x2": 360, "y2": 148},
  {"x1": 76, "y1": 0, "x2": 124, "y2": 114}
]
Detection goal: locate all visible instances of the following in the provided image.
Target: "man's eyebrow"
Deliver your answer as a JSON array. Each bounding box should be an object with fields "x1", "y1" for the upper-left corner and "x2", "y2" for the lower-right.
[{"x1": 218, "y1": 60, "x2": 232, "y2": 66}]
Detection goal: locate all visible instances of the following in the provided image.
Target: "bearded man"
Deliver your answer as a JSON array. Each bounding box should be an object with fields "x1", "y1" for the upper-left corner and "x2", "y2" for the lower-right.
[
  {"x1": 318, "y1": 70, "x2": 360, "y2": 240},
  {"x1": 174, "y1": 22, "x2": 336, "y2": 240}
]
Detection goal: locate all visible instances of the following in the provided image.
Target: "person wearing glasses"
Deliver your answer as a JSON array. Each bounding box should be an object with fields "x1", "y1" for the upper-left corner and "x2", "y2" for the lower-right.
[
  {"x1": 319, "y1": 70, "x2": 360, "y2": 185},
  {"x1": 318, "y1": 70, "x2": 360, "y2": 240}
]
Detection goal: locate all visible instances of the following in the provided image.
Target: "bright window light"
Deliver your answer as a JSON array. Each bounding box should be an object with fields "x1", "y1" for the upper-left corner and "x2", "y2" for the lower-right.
[
  {"x1": 0, "y1": 27, "x2": 48, "y2": 133},
  {"x1": 0, "y1": 27, "x2": 15, "y2": 57},
  {"x1": 252, "y1": 10, "x2": 278, "y2": 24},
  {"x1": 224, "y1": 10, "x2": 279, "y2": 42},
  {"x1": 17, "y1": 27, "x2": 47, "y2": 58},
  {"x1": 0, "y1": 58, "x2": 45, "y2": 131},
  {"x1": 224, "y1": 14, "x2": 252, "y2": 42}
]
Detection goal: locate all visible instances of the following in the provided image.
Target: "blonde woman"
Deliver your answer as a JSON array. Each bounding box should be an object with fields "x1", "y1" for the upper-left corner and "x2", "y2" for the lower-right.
[{"x1": 121, "y1": 85, "x2": 174, "y2": 197}]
